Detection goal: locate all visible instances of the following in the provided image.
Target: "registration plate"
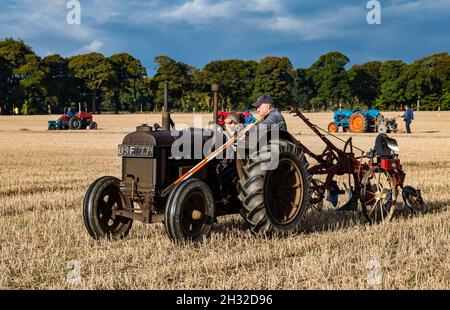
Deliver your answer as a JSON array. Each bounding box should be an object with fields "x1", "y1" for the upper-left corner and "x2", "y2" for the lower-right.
[{"x1": 118, "y1": 145, "x2": 154, "y2": 158}]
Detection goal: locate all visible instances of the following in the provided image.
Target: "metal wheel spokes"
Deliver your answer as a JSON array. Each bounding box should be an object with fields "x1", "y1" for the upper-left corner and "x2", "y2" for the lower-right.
[
  {"x1": 181, "y1": 191, "x2": 207, "y2": 238},
  {"x1": 98, "y1": 188, "x2": 123, "y2": 232},
  {"x1": 266, "y1": 158, "x2": 304, "y2": 225},
  {"x1": 363, "y1": 170, "x2": 396, "y2": 222}
]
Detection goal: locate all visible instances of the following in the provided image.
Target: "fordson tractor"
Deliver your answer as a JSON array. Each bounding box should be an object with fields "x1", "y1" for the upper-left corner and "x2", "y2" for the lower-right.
[
  {"x1": 328, "y1": 109, "x2": 397, "y2": 134},
  {"x1": 83, "y1": 84, "x2": 423, "y2": 243}
]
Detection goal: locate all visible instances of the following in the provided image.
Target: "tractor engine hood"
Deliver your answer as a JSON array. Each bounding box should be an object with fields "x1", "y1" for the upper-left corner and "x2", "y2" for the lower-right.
[
  {"x1": 119, "y1": 124, "x2": 221, "y2": 159},
  {"x1": 122, "y1": 124, "x2": 175, "y2": 148}
]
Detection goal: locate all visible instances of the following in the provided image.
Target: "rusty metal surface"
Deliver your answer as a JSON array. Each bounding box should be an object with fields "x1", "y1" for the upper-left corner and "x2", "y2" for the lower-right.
[
  {"x1": 122, "y1": 125, "x2": 175, "y2": 147},
  {"x1": 212, "y1": 84, "x2": 219, "y2": 124},
  {"x1": 113, "y1": 209, "x2": 165, "y2": 223},
  {"x1": 289, "y1": 106, "x2": 369, "y2": 205},
  {"x1": 288, "y1": 106, "x2": 406, "y2": 212}
]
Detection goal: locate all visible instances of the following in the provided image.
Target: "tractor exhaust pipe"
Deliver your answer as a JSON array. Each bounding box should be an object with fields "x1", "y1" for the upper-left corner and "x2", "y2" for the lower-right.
[
  {"x1": 211, "y1": 84, "x2": 219, "y2": 124},
  {"x1": 162, "y1": 81, "x2": 171, "y2": 131}
]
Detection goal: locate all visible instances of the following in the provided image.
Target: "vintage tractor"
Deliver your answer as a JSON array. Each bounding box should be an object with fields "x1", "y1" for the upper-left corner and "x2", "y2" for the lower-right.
[
  {"x1": 48, "y1": 111, "x2": 98, "y2": 130},
  {"x1": 328, "y1": 109, "x2": 397, "y2": 134},
  {"x1": 83, "y1": 84, "x2": 423, "y2": 243},
  {"x1": 83, "y1": 84, "x2": 311, "y2": 242}
]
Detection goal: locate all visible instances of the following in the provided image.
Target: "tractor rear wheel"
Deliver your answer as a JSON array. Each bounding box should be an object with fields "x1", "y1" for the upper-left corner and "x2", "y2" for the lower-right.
[
  {"x1": 238, "y1": 140, "x2": 311, "y2": 235},
  {"x1": 83, "y1": 176, "x2": 133, "y2": 239},
  {"x1": 360, "y1": 168, "x2": 398, "y2": 223},
  {"x1": 327, "y1": 122, "x2": 338, "y2": 133},
  {"x1": 349, "y1": 112, "x2": 367, "y2": 133},
  {"x1": 69, "y1": 116, "x2": 82, "y2": 130},
  {"x1": 164, "y1": 178, "x2": 215, "y2": 243}
]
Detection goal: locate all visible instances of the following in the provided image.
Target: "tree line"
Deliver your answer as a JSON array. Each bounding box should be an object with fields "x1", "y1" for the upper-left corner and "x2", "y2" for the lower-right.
[{"x1": 0, "y1": 38, "x2": 449, "y2": 115}]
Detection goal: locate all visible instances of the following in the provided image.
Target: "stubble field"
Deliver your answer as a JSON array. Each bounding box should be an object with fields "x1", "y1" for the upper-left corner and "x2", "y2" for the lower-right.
[{"x1": 0, "y1": 111, "x2": 449, "y2": 289}]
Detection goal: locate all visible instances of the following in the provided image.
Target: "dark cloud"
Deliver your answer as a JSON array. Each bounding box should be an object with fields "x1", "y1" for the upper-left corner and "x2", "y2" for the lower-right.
[{"x1": 1, "y1": 0, "x2": 448, "y2": 73}]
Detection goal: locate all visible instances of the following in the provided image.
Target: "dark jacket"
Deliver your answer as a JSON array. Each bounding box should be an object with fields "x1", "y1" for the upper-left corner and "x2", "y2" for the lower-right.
[
  {"x1": 258, "y1": 109, "x2": 287, "y2": 131},
  {"x1": 404, "y1": 109, "x2": 414, "y2": 122}
]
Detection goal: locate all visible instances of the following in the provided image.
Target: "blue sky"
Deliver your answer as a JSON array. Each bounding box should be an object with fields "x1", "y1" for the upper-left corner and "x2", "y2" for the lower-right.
[{"x1": 1, "y1": 0, "x2": 449, "y2": 74}]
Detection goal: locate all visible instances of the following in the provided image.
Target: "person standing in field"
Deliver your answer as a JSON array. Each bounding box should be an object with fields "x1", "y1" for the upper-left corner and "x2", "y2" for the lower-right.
[{"x1": 403, "y1": 104, "x2": 414, "y2": 134}]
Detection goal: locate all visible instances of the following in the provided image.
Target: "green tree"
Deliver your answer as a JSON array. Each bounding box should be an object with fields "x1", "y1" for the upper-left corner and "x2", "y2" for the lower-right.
[
  {"x1": 203, "y1": 59, "x2": 257, "y2": 110},
  {"x1": 397, "y1": 53, "x2": 450, "y2": 110},
  {"x1": 41, "y1": 54, "x2": 77, "y2": 113},
  {"x1": 309, "y1": 52, "x2": 351, "y2": 110},
  {"x1": 68, "y1": 53, "x2": 115, "y2": 113},
  {"x1": 293, "y1": 68, "x2": 316, "y2": 110},
  {"x1": 376, "y1": 60, "x2": 406, "y2": 109},
  {"x1": 0, "y1": 38, "x2": 35, "y2": 113},
  {"x1": 348, "y1": 61, "x2": 381, "y2": 108},
  {"x1": 182, "y1": 68, "x2": 210, "y2": 112},
  {"x1": 0, "y1": 55, "x2": 8, "y2": 113},
  {"x1": 15, "y1": 54, "x2": 47, "y2": 114},
  {"x1": 441, "y1": 90, "x2": 450, "y2": 110},
  {"x1": 109, "y1": 53, "x2": 147, "y2": 113},
  {"x1": 137, "y1": 77, "x2": 154, "y2": 112},
  {"x1": 151, "y1": 56, "x2": 193, "y2": 111},
  {"x1": 252, "y1": 56, "x2": 295, "y2": 109}
]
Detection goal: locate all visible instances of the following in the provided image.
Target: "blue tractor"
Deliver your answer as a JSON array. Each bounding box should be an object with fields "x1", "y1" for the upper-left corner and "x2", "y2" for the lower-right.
[{"x1": 328, "y1": 109, "x2": 397, "y2": 134}]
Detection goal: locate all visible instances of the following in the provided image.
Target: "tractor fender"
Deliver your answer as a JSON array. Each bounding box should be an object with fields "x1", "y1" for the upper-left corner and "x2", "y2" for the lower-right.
[{"x1": 250, "y1": 128, "x2": 298, "y2": 146}]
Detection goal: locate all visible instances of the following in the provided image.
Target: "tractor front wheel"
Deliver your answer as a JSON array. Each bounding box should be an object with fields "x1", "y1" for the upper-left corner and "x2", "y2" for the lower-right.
[
  {"x1": 238, "y1": 140, "x2": 311, "y2": 235},
  {"x1": 164, "y1": 178, "x2": 215, "y2": 243},
  {"x1": 83, "y1": 176, "x2": 133, "y2": 239},
  {"x1": 89, "y1": 122, "x2": 98, "y2": 130},
  {"x1": 327, "y1": 122, "x2": 338, "y2": 133},
  {"x1": 57, "y1": 117, "x2": 68, "y2": 130}
]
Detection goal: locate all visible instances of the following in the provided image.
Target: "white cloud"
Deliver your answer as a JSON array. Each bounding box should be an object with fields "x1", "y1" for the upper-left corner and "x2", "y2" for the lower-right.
[
  {"x1": 1, "y1": 0, "x2": 447, "y2": 58},
  {"x1": 244, "y1": 0, "x2": 283, "y2": 13},
  {"x1": 0, "y1": 0, "x2": 96, "y2": 41},
  {"x1": 160, "y1": 0, "x2": 235, "y2": 23},
  {"x1": 71, "y1": 40, "x2": 104, "y2": 55},
  {"x1": 384, "y1": 0, "x2": 450, "y2": 15},
  {"x1": 260, "y1": 5, "x2": 363, "y2": 40},
  {"x1": 124, "y1": 0, "x2": 284, "y2": 25}
]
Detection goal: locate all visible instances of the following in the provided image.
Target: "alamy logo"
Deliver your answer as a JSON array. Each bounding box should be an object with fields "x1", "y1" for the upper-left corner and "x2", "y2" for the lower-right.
[
  {"x1": 367, "y1": 0, "x2": 381, "y2": 25},
  {"x1": 170, "y1": 118, "x2": 280, "y2": 171},
  {"x1": 66, "y1": 260, "x2": 81, "y2": 285},
  {"x1": 67, "y1": 0, "x2": 81, "y2": 25},
  {"x1": 367, "y1": 259, "x2": 382, "y2": 285}
]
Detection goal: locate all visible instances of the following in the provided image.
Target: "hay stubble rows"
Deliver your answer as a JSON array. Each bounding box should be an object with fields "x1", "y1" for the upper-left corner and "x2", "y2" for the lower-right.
[{"x1": 0, "y1": 112, "x2": 449, "y2": 289}]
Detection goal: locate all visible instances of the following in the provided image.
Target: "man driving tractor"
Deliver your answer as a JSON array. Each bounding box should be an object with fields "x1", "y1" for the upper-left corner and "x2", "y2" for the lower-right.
[{"x1": 251, "y1": 95, "x2": 287, "y2": 130}]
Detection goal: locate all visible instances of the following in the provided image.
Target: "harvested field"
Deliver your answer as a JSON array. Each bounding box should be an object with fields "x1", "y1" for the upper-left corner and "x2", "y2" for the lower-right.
[{"x1": 0, "y1": 111, "x2": 449, "y2": 289}]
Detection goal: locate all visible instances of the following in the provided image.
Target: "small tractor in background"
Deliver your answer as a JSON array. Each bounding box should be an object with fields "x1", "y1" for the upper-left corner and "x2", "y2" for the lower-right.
[
  {"x1": 328, "y1": 109, "x2": 398, "y2": 134},
  {"x1": 48, "y1": 110, "x2": 98, "y2": 130}
]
